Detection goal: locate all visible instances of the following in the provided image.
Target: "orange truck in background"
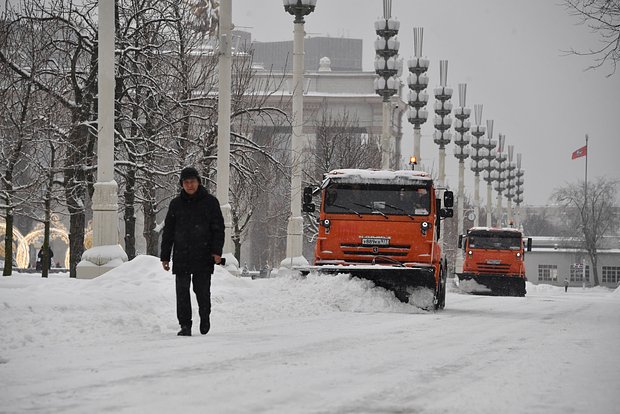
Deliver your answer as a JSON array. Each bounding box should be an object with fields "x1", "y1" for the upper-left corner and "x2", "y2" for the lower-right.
[
  {"x1": 457, "y1": 227, "x2": 532, "y2": 296},
  {"x1": 301, "y1": 169, "x2": 454, "y2": 310}
]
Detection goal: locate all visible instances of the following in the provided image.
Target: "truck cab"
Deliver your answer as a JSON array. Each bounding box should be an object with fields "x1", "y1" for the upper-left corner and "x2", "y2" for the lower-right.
[
  {"x1": 457, "y1": 227, "x2": 532, "y2": 296},
  {"x1": 303, "y1": 169, "x2": 453, "y2": 309}
]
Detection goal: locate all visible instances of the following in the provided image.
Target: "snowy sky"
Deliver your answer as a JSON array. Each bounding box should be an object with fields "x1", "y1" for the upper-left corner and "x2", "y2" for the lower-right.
[
  {"x1": 1, "y1": 255, "x2": 619, "y2": 412},
  {"x1": 232, "y1": 0, "x2": 620, "y2": 206}
]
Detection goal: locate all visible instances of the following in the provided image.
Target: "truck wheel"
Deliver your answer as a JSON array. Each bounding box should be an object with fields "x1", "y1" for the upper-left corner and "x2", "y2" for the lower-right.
[
  {"x1": 435, "y1": 267, "x2": 447, "y2": 310},
  {"x1": 439, "y1": 281, "x2": 446, "y2": 309}
]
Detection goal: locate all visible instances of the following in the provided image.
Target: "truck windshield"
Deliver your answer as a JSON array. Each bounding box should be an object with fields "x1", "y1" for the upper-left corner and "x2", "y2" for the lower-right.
[
  {"x1": 323, "y1": 183, "x2": 431, "y2": 216},
  {"x1": 468, "y1": 235, "x2": 522, "y2": 250}
]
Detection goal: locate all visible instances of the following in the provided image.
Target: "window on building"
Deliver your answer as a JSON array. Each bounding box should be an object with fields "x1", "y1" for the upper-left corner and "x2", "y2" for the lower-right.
[
  {"x1": 538, "y1": 264, "x2": 558, "y2": 281},
  {"x1": 602, "y1": 266, "x2": 620, "y2": 284},
  {"x1": 570, "y1": 264, "x2": 590, "y2": 282}
]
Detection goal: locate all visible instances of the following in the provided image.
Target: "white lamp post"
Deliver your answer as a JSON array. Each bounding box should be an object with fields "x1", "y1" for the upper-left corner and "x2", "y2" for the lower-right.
[
  {"x1": 453, "y1": 84, "x2": 470, "y2": 273},
  {"x1": 281, "y1": 0, "x2": 316, "y2": 268},
  {"x1": 406, "y1": 27, "x2": 429, "y2": 164},
  {"x1": 469, "y1": 104, "x2": 486, "y2": 227},
  {"x1": 77, "y1": 0, "x2": 127, "y2": 278},
  {"x1": 514, "y1": 154, "x2": 525, "y2": 228},
  {"x1": 481, "y1": 120, "x2": 496, "y2": 227},
  {"x1": 433, "y1": 60, "x2": 452, "y2": 189},
  {"x1": 504, "y1": 145, "x2": 517, "y2": 226},
  {"x1": 492, "y1": 134, "x2": 507, "y2": 227},
  {"x1": 216, "y1": 0, "x2": 239, "y2": 271},
  {"x1": 374, "y1": 0, "x2": 401, "y2": 169}
]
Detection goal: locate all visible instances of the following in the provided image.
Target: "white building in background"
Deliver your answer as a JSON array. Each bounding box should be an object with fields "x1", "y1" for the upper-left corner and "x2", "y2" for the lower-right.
[
  {"x1": 250, "y1": 56, "x2": 407, "y2": 164},
  {"x1": 525, "y1": 236, "x2": 620, "y2": 288}
]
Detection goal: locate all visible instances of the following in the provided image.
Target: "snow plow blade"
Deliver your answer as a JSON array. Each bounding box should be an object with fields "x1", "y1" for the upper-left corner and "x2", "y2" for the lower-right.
[
  {"x1": 298, "y1": 265, "x2": 442, "y2": 309},
  {"x1": 457, "y1": 273, "x2": 526, "y2": 297}
]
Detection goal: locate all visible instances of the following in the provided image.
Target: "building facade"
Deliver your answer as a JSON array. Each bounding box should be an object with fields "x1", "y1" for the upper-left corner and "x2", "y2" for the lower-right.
[{"x1": 525, "y1": 236, "x2": 620, "y2": 288}]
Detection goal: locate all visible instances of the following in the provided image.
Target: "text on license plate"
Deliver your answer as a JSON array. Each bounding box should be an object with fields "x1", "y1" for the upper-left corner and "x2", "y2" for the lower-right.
[{"x1": 362, "y1": 237, "x2": 390, "y2": 246}]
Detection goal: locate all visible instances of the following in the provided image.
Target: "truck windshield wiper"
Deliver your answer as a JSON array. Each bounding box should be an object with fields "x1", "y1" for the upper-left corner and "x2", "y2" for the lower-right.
[
  {"x1": 352, "y1": 202, "x2": 389, "y2": 219},
  {"x1": 331, "y1": 203, "x2": 362, "y2": 217},
  {"x1": 383, "y1": 203, "x2": 415, "y2": 220}
]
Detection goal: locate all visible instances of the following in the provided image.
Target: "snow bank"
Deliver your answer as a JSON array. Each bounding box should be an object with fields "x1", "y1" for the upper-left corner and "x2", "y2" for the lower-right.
[{"x1": 0, "y1": 255, "x2": 418, "y2": 354}]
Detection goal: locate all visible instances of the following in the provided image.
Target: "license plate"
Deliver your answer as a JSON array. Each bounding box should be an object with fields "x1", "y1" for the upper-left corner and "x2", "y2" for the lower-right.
[
  {"x1": 362, "y1": 237, "x2": 390, "y2": 246},
  {"x1": 486, "y1": 259, "x2": 501, "y2": 265}
]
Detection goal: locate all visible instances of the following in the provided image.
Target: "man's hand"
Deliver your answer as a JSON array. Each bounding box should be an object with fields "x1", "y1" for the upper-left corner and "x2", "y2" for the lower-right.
[
  {"x1": 212, "y1": 255, "x2": 222, "y2": 265},
  {"x1": 162, "y1": 261, "x2": 170, "y2": 271}
]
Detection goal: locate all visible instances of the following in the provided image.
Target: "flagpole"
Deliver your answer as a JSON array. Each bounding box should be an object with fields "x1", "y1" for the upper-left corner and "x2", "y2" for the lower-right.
[{"x1": 584, "y1": 134, "x2": 588, "y2": 215}]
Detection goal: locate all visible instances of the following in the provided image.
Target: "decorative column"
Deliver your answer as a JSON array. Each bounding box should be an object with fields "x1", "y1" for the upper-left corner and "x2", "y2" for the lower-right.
[
  {"x1": 453, "y1": 84, "x2": 470, "y2": 274},
  {"x1": 216, "y1": 0, "x2": 238, "y2": 271},
  {"x1": 481, "y1": 120, "x2": 496, "y2": 227},
  {"x1": 406, "y1": 27, "x2": 429, "y2": 163},
  {"x1": 492, "y1": 134, "x2": 507, "y2": 227},
  {"x1": 514, "y1": 154, "x2": 525, "y2": 228},
  {"x1": 77, "y1": 0, "x2": 127, "y2": 278},
  {"x1": 433, "y1": 60, "x2": 452, "y2": 189},
  {"x1": 374, "y1": 0, "x2": 401, "y2": 169},
  {"x1": 469, "y1": 104, "x2": 486, "y2": 227},
  {"x1": 281, "y1": 0, "x2": 317, "y2": 268},
  {"x1": 504, "y1": 145, "x2": 517, "y2": 226}
]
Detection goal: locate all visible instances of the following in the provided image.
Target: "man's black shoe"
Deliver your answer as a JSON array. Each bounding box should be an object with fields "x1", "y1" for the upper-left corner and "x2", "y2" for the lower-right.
[
  {"x1": 177, "y1": 325, "x2": 192, "y2": 336},
  {"x1": 200, "y1": 318, "x2": 210, "y2": 335}
]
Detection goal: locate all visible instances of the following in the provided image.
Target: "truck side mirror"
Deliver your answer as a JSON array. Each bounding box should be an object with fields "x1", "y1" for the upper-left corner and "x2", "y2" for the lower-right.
[
  {"x1": 443, "y1": 191, "x2": 454, "y2": 208},
  {"x1": 526, "y1": 237, "x2": 532, "y2": 252},
  {"x1": 302, "y1": 186, "x2": 315, "y2": 213},
  {"x1": 458, "y1": 234, "x2": 463, "y2": 249}
]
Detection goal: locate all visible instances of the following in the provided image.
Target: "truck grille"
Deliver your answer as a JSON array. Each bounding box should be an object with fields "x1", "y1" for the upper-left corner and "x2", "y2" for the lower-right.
[
  {"x1": 340, "y1": 243, "x2": 410, "y2": 257},
  {"x1": 477, "y1": 263, "x2": 511, "y2": 273}
]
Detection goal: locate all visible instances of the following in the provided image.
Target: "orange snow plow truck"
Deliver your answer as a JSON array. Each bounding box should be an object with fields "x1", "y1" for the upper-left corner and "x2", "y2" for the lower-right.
[
  {"x1": 300, "y1": 169, "x2": 454, "y2": 310},
  {"x1": 456, "y1": 227, "x2": 532, "y2": 296}
]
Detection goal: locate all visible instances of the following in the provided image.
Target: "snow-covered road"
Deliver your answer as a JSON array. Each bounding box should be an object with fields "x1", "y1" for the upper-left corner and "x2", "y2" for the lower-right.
[{"x1": 1, "y1": 256, "x2": 618, "y2": 413}]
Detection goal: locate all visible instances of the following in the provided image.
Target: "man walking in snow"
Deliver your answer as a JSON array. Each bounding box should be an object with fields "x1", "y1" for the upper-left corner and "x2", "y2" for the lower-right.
[{"x1": 161, "y1": 167, "x2": 225, "y2": 336}]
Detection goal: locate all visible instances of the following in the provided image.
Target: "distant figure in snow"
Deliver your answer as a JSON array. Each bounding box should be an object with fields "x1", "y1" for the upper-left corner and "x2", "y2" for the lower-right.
[
  {"x1": 160, "y1": 167, "x2": 225, "y2": 337},
  {"x1": 564, "y1": 278, "x2": 569, "y2": 293},
  {"x1": 36, "y1": 247, "x2": 53, "y2": 271}
]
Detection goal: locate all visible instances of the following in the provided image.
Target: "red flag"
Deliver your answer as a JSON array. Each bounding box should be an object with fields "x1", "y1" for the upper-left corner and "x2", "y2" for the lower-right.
[{"x1": 571, "y1": 145, "x2": 587, "y2": 159}]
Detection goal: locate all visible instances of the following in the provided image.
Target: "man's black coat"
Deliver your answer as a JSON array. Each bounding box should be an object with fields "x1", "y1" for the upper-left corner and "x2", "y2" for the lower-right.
[{"x1": 160, "y1": 185, "x2": 225, "y2": 274}]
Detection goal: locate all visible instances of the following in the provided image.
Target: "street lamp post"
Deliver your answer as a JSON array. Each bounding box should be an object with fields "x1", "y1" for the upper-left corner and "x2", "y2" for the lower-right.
[
  {"x1": 433, "y1": 60, "x2": 452, "y2": 189},
  {"x1": 216, "y1": 0, "x2": 238, "y2": 271},
  {"x1": 281, "y1": 0, "x2": 316, "y2": 268},
  {"x1": 469, "y1": 104, "x2": 486, "y2": 227},
  {"x1": 453, "y1": 84, "x2": 470, "y2": 273},
  {"x1": 77, "y1": 0, "x2": 127, "y2": 278},
  {"x1": 492, "y1": 134, "x2": 507, "y2": 227},
  {"x1": 481, "y1": 120, "x2": 496, "y2": 227},
  {"x1": 514, "y1": 153, "x2": 525, "y2": 228},
  {"x1": 406, "y1": 27, "x2": 429, "y2": 163},
  {"x1": 504, "y1": 145, "x2": 516, "y2": 226},
  {"x1": 374, "y1": 0, "x2": 401, "y2": 169}
]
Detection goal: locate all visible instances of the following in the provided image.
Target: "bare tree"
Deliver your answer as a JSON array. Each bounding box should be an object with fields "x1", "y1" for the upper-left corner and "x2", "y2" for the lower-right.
[
  {"x1": 563, "y1": 0, "x2": 620, "y2": 76},
  {"x1": 522, "y1": 209, "x2": 564, "y2": 237},
  {"x1": 552, "y1": 177, "x2": 620, "y2": 285},
  {"x1": 0, "y1": 1, "x2": 102, "y2": 277},
  {"x1": 0, "y1": 16, "x2": 49, "y2": 276}
]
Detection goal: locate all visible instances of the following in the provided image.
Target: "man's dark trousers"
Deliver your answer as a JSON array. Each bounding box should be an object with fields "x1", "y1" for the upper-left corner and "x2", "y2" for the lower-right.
[{"x1": 175, "y1": 272, "x2": 211, "y2": 327}]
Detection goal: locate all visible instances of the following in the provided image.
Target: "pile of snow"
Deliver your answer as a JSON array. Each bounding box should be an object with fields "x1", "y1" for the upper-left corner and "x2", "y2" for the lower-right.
[{"x1": 0, "y1": 255, "x2": 419, "y2": 354}]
